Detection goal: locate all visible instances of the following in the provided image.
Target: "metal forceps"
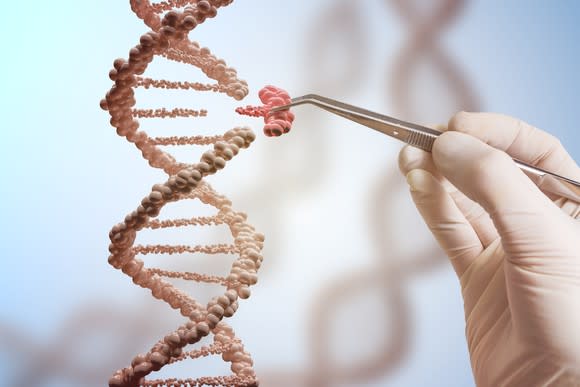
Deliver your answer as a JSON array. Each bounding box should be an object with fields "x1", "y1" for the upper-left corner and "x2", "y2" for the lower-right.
[{"x1": 271, "y1": 94, "x2": 580, "y2": 204}]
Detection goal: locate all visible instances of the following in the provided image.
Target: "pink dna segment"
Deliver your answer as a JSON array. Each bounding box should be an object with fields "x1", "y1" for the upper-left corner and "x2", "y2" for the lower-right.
[{"x1": 235, "y1": 85, "x2": 295, "y2": 137}]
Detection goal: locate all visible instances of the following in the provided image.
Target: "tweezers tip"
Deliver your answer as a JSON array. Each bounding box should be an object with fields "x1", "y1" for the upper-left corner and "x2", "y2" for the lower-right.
[
  {"x1": 269, "y1": 104, "x2": 292, "y2": 113},
  {"x1": 269, "y1": 94, "x2": 316, "y2": 113}
]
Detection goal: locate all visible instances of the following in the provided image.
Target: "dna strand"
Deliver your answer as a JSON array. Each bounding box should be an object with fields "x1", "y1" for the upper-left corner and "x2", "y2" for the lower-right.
[
  {"x1": 388, "y1": 0, "x2": 480, "y2": 121},
  {"x1": 307, "y1": 0, "x2": 482, "y2": 383},
  {"x1": 101, "y1": 1, "x2": 264, "y2": 386},
  {"x1": 308, "y1": 0, "x2": 481, "y2": 383},
  {"x1": 257, "y1": 1, "x2": 481, "y2": 386},
  {"x1": 300, "y1": 168, "x2": 443, "y2": 387}
]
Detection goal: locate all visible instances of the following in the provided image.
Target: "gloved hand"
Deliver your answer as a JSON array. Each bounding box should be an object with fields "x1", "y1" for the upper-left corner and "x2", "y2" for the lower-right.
[{"x1": 398, "y1": 112, "x2": 580, "y2": 386}]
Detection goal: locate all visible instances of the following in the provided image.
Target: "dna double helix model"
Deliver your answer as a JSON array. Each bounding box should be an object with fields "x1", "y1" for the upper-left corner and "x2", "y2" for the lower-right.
[{"x1": 101, "y1": 1, "x2": 264, "y2": 386}]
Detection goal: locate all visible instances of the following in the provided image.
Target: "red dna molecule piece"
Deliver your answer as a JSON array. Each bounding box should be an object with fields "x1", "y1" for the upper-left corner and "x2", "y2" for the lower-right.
[
  {"x1": 100, "y1": 1, "x2": 266, "y2": 386},
  {"x1": 236, "y1": 85, "x2": 295, "y2": 137}
]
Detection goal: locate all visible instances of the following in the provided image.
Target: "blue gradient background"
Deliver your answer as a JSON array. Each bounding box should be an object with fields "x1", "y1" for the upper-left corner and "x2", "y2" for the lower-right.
[{"x1": 1, "y1": 1, "x2": 579, "y2": 386}]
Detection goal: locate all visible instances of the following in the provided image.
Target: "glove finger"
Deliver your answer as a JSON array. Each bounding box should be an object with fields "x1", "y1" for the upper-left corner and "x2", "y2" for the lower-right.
[
  {"x1": 406, "y1": 168, "x2": 483, "y2": 277},
  {"x1": 448, "y1": 112, "x2": 580, "y2": 181},
  {"x1": 432, "y1": 131, "x2": 565, "y2": 261},
  {"x1": 399, "y1": 145, "x2": 498, "y2": 247}
]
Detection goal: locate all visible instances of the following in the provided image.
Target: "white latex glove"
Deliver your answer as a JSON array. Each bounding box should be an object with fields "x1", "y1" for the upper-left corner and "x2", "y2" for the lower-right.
[{"x1": 398, "y1": 112, "x2": 580, "y2": 386}]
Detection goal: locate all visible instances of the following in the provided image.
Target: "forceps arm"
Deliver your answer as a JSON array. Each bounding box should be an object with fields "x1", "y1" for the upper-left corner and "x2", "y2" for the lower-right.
[
  {"x1": 271, "y1": 94, "x2": 580, "y2": 204},
  {"x1": 271, "y1": 94, "x2": 441, "y2": 152}
]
